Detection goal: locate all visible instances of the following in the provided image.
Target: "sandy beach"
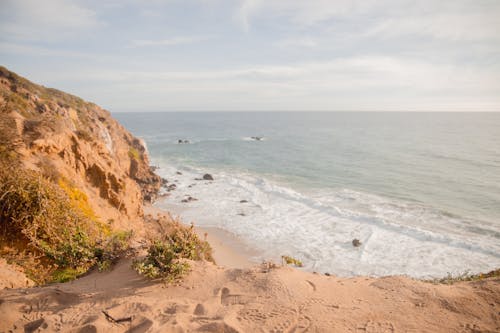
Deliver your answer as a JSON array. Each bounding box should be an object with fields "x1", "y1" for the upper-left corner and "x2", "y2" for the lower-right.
[
  {"x1": 1, "y1": 255, "x2": 498, "y2": 332},
  {"x1": 1, "y1": 205, "x2": 498, "y2": 332}
]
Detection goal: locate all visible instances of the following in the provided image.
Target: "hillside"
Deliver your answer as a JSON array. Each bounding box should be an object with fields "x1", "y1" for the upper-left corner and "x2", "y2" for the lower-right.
[{"x1": 0, "y1": 66, "x2": 161, "y2": 227}]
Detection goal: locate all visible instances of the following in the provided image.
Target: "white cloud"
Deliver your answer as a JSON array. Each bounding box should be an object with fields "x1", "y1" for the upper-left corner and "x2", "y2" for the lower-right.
[
  {"x1": 40, "y1": 56, "x2": 499, "y2": 111},
  {"x1": 235, "y1": 0, "x2": 500, "y2": 42},
  {"x1": 130, "y1": 35, "x2": 213, "y2": 47},
  {"x1": 0, "y1": 0, "x2": 100, "y2": 40},
  {"x1": 367, "y1": 12, "x2": 500, "y2": 41},
  {"x1": 235, "y1": 0, "x2": 380, "y2": 28},
  {"x1": 276, "y1": 37, "x2": 318, "y2": 48}
]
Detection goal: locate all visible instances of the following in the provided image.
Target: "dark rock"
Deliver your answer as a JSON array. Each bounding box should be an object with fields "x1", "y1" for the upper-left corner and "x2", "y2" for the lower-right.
[
  {"x1": 237, "y1": 213, "x2": 246, "y2": 216},
  {"x1": 251, "y1": 136, "x2": 263, "y2": 141},
  {"x1": 178, "y1": 139, "x2": 183, "y2": 144},
  {"x1": 166, "y1": 184, "x2": 177, "y2": 191},
  {"x1": 239, "y1": 200, "x2": 248, "y2": 203},
  {"x1": 176, "y1": 171, "x2": 182, "y2": 175},
  {"x1": 352, "y1": 239, "x2": 362, "y2": 247},
  {"x1": 193, "y1": 303, "x2": 206, "y2": 316},
  {"x1": 203, "y1": 173, "x2": 214, "y2": 180},
  {"x1": 177, "y1": 139, "x2": 190, "y2": 144},
  {"x1": 183, "y1": 140, "x2": 189, "y2": 144},
  {"x1": 24, "y1": 318, "x2": 46, "y2": 333},
  {"x1": 325, "y1": 272, "x2": 331, "y2": 276},
  {"x1": 161, "y1": 178, "x2": 168, "y2": 186},
  {"x1": 181, "y1": 196, "x2": 198, "y2": 203}
]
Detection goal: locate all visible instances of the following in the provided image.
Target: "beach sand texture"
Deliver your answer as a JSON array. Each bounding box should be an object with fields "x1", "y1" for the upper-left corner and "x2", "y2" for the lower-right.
[{"x1": 1, "y1": 253, "x2": 499, "y2": 332}]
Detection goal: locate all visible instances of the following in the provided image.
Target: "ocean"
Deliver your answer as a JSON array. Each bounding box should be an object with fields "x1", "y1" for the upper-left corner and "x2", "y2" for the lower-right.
[{"x1": 115, "y1": 112, "x2": 500, "y2": 278}]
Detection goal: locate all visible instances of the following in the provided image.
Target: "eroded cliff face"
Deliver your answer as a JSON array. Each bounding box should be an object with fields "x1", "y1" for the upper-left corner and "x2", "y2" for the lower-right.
[{"x1": 0, "y1": 66, "x2": 161, "y2": 231}]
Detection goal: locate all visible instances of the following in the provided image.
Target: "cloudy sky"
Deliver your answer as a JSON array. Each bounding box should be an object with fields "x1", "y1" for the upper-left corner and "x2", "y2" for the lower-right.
[{"x1": 1, "y1": 0, "x2": 499, "y2": 112}]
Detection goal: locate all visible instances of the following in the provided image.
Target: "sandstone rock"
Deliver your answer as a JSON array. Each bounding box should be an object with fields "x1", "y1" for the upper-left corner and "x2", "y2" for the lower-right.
[{"x1": 203, "y1": 173, "x2": 214, "y2": 180}]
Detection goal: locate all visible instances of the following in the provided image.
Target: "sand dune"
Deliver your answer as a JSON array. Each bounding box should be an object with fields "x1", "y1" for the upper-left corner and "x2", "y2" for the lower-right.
[{"x1": 1, "y1": 257, "x2": 498, "y2": 333}]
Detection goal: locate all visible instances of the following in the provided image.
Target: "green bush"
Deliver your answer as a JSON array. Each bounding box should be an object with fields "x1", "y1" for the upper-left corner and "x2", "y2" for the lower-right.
[
  {"x1": 134, "y1": 220, "x2": 213, "y2": 282},
  {"x1": 0, "y1": 162, "x2": 131, "y2": 283},
  {"x1": 134, "y1": 240, "x2": 190, "y2": 282}
]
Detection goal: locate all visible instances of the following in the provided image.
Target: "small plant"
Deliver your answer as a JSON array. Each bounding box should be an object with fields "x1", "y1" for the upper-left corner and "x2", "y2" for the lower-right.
[
  {"x1": 128, "y1": 147, "x2": 140, "y2": 160},
  {"x1": 95, "y1": 230, "x2": 133, "y2": 271},
  {"x1": 52, "y1": 267, "x2": 87, "y2": 283},
  {"x1": 281, "y1": 255, "x2": 303, "y2": 267}
]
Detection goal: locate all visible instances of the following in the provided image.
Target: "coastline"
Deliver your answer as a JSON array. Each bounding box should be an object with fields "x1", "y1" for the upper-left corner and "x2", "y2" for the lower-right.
[{"x1": 1, "y1": 66, "x2": 499, "y2": 332}]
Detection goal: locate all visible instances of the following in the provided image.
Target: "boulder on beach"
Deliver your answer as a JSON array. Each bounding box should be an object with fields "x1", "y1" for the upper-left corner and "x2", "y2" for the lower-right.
[
  {"x1": 251, "y1": 136, "x2": 263, "y2": 141},
  {"x1": 203, "y1": 174, "x2": 214, "y2": 181},
  {"x1": 240, "y1": 200, "x2": 248, "y2": 203},
  {"x1": 178, "y1": 139, "x2": 190, "y2": 144},
  {"x1": 352, "y1": 239, "x2": 362, "y2": 247}
]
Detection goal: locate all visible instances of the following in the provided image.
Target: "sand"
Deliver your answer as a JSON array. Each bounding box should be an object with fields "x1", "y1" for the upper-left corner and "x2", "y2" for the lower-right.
[
  {"x1": 0, "y1": 259, "x2": 498, "y2": 332},
  {"x1": 0, "y1": 205, "x2": 499, "y2": 332}
]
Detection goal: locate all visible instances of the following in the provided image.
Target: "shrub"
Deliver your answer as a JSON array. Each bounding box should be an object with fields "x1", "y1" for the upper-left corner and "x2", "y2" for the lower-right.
[
  {"x1": 133, "y1": 240, "x2": 190, "y2": 282},
  {"x1": 133, "y1": 218, "x2": 214, "y2": 282}
]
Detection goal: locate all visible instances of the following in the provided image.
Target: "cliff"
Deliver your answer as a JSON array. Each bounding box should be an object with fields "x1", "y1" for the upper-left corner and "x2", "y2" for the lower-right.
[{"x1": 0, "y1": 66, "x2": 161, "y2": 231}]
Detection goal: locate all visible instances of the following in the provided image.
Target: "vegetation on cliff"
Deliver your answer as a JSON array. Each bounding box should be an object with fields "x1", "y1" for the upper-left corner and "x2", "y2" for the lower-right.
[{"x1": 0, "y1": 157, "x2": 131, "y2": 283}]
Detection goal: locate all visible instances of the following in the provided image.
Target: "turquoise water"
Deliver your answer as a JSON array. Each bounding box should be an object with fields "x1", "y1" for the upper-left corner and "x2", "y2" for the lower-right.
[{"x1": 115, "y1": 112, "x2": 500, "y2": 277}]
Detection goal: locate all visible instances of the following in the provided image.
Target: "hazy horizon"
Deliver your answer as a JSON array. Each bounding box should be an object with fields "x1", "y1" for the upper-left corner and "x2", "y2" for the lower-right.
[{"x1": 1, "y1": 0, "x2": 499, "y2": 112}]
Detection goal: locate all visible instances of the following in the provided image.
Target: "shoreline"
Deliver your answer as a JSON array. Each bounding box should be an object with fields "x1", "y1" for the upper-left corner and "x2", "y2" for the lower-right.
[{"x1": 144, "y1": 204, "x2": 261, "y2": 269}]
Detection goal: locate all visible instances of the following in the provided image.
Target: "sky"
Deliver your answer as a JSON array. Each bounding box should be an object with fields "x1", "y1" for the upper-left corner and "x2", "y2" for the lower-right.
[{"x1": 0, "y1": 0, "x2": 499, "y2": 112}]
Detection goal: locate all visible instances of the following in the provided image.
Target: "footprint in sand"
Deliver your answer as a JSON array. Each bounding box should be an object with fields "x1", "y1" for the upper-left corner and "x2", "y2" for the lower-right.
[
  {"x1": 357, "y1": 321, "x2": 395, "y2": 333},
  {"x1": 220, "y1": 287, "x2": 252, "y2": 306}
]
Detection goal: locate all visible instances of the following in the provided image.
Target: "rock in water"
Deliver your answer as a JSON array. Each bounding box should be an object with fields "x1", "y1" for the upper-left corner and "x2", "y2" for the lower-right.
[
  {"x1": 203, "y1": 174, "x2": 214, "y2": 180},
  {"x1": 352, "y1": 239, "x2": 362, "y2": 247}
]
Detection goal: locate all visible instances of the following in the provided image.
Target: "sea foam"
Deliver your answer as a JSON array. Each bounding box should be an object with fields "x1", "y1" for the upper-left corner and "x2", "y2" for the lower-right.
[{"x1": 154, "y1": 161, "x2": 500, "y2": 278}]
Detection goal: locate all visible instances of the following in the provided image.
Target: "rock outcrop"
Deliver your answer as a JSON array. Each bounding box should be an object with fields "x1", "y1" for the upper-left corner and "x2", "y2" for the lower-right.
[{"x1": 0, "y1": 66, "x2": 161, "y2": 230}]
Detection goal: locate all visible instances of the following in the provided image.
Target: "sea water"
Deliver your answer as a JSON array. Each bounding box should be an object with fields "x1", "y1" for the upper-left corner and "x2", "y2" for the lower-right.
[{"x1": 115, "y1": 112, "x2": 500, "y2": 278}]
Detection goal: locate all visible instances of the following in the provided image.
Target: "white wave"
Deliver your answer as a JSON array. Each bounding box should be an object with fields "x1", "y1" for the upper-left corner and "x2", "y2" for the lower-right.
[{"x1": 153, "y1": 160, "x2": 500, "y2": 278}]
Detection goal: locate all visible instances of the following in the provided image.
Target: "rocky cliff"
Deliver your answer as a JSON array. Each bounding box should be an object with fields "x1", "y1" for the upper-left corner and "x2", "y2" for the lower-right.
[{"x1": 0, "y1": 66, "x2": 161, "y2": 232}]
